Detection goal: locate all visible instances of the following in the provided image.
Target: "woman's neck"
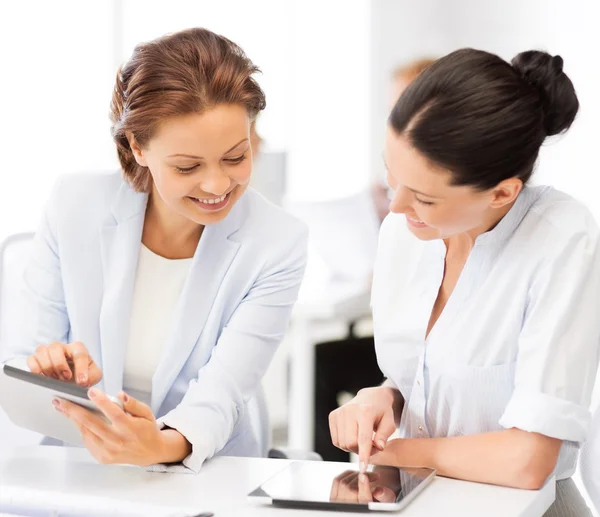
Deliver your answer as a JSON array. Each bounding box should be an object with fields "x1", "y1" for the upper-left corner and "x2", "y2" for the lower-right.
[
  {"x1": 446, "y1": 200, "x2": 516, "y2": 252},
  {"x1": 142, "y1": 189, "x2": 203, "y2": 259}
]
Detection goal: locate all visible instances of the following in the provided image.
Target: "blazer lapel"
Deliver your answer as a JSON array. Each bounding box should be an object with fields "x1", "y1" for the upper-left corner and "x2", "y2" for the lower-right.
[
  {"x1": 98, "y1": 183, "x2": 147, "y2": 397},
  {"x1": 150, "y1": 196, "x2": 247, "y2": 413}
]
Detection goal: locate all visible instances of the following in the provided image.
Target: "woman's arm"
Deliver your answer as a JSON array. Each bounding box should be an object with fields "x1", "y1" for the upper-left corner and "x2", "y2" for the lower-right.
[
  {"x1": 156, "y1": 223, "x2": 309, "y2": 472},
  {"x1": 372, "y1": 428, "x2": 561, "y2": 490}
]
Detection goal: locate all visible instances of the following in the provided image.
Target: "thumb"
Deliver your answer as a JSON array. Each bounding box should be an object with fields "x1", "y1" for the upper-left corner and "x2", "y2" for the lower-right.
[
  {"x1": 119, "y1": 391, "x2": 153, "y2": 420},
  {"x1": 373, "y1": 413, "x2": 396, "y2": 451}
]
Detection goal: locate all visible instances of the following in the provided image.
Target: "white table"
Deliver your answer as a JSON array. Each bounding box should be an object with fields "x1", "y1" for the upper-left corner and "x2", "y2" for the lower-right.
[
  {"x1": 288, "y1": 282, "x2": 372, "y2": 451},
  {"x1": 0, "y1": 446, "x2": 554, "y2": 517}
]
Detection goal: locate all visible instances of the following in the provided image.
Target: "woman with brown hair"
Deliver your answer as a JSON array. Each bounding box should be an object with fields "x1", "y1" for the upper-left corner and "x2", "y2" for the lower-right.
[{"x1": 5, "y1": 28, "x2": 308, "y2": 472}]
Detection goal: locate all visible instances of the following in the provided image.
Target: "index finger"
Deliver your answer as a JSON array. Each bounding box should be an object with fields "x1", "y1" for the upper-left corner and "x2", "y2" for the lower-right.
[
  {"x1": 66, "y1": 342, "x2": 90, "y2": 386},
  {"x1": 357, "y1": 410, "x2": 375, "y2": 473},
  {"x1": 26, "y1": 355, "x2": 42, "y2": 375}
]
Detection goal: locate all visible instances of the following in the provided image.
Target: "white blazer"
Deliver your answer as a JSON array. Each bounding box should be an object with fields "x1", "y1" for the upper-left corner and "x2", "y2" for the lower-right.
[{"x1": 5, "y1": 172, "x2": 308, "y2": 472}]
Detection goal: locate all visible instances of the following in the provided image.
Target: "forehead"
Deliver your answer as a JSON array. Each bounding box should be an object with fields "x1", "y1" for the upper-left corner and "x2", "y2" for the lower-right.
[
  {"x1": 149, "y1": 105, "x2": 250, "y2": 152},
  {"x1": 384, "y1": 128, "x2": 452, "y2": 191}
]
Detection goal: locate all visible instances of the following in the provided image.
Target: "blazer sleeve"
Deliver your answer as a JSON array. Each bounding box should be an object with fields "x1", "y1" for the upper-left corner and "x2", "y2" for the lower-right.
[
  {"x1": 2, "y1": 177, "x2": 70, "y2": 364},
  {"x1": 153, "y1": 224, "x2": 309, "y2": 473}
]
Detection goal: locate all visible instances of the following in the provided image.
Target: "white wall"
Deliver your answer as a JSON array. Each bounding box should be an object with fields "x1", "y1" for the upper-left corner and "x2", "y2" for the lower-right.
[
  {"x1": 369, "y1": 0, "x2": 453, "y2": 182},
  {"x1": 0, "y1": 1, "x2": 118, "y2": 237},
  {"x1": 284, "y1": 0, "x2": 372, "y2": 202}
]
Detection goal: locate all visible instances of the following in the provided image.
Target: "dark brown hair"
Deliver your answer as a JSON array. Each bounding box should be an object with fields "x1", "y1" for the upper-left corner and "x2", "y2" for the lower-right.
[
  {"x1": 110, "y1": 27, "x2": 266, "y2": 193},
  {"x1": 390, "y1": 48, "x2": 579, "y2": 190}
]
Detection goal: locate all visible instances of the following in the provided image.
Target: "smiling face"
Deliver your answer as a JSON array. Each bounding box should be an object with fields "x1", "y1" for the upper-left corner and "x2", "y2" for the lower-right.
[
  {"x1": 384, "y1": 127, "x2": 521, "y2": 241},
  {"x1": 129, "y1": 103, "x2": 252, "y2": 226}
]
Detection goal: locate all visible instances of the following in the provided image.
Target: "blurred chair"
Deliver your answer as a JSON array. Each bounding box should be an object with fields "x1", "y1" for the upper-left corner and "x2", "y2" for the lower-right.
[{"x1": 0, "y1": 231, "x2": 44, "y2": 449}]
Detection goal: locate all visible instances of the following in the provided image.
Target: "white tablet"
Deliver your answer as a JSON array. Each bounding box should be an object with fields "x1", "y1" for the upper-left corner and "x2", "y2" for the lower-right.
[
  {"x1": 248, "y1": 461, "x2": 435, "y2": 512},
  {"x1": 0, "y1": 364, "x2": 121, "y2": 446}
]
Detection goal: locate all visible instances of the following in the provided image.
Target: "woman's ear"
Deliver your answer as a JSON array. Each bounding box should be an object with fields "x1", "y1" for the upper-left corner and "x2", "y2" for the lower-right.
[
  {"x1": 127, "y1": 133, "x2": 148, "y2": 167},
  {"x1": 489, "y1": 178, "x2": 523, "y2": 209}
]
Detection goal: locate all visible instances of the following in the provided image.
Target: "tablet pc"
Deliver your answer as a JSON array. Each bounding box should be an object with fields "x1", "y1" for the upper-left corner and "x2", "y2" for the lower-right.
[
  {"x1": 248, "y1": 461, "x2": 435, "y2": 512},
  {"x1": 0, "y1": 364, "x2": 121, "y2": 446}
]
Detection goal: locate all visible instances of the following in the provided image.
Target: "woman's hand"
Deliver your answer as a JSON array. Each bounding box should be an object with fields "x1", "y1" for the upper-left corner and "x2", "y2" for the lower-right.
[
  {"x1": 53, "y1": 389, "x2": 191, "y2": 466},
  {"x1": 27, "y1": 341, "x2": 103, "y2": 387},
  {"x1": 329, "y1": 386, "x2": 402, "y2": 472}
]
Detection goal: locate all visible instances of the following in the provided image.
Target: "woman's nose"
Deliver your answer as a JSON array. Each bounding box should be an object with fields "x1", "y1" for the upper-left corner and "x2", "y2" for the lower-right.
[{"x1": 389, "y1": 186, "x2": 411, "y2": 214}]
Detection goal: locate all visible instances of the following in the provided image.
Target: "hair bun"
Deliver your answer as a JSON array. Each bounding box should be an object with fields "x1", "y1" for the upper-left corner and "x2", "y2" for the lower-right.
[
  {"x1": 511, "y1": 50, "x2": 579, "y2": 136},
  {"x1": 551, "y1": 55, "x2": 564, "y2": 74}
]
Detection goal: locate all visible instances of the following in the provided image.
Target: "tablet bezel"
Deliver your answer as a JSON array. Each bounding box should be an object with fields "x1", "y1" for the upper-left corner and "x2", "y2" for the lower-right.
[
  {"x1": 0, "y1": 364, "x2": 122, "y2": 445},
  {"x1": 3, "y1": 364, "x2": 93, "y2": 399}
]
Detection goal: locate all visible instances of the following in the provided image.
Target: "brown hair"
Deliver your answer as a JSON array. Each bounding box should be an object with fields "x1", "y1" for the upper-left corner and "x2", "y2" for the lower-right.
[
  {"x1": 110, "y1": 28, "x2": 267, "y2": 193},
  {"x1": 392, "y1": 58, "x2": 437, "y2": 83}
]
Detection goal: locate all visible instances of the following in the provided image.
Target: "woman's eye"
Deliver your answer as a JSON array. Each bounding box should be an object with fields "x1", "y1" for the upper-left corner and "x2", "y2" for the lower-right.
[
  {"x1": 176, "y1": 165, "x2": 199, "y2": 173},
  {"x1": 225, "y1": 155, "x2": 246, "y2": 164},
  {"x1": 416, "y1": 198, "x2": 435, "y2": 206}
]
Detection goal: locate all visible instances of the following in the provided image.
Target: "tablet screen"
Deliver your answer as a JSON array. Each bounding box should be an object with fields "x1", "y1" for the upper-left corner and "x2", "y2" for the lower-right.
[{"x1": 251, "y1": 461, "x2": 434, "y2": 509}]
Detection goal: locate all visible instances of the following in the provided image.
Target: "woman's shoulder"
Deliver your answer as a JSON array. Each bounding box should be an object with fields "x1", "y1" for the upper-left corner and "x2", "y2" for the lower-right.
[
  {"x1": 526, "y1": 186, "x2": 599, "y2": 242},
  {"x1": 237, "y1": 188, "x2": 309, "y2": 245},
  {"x1": 48, "y1": 170, "x2": 127, "y2": 211},
  {"x1": 512, "y1": 186, "x2": 600, "y2": 269},
  {"x1": 228, "y1": 188, "x2": 308, "y2": 269}
]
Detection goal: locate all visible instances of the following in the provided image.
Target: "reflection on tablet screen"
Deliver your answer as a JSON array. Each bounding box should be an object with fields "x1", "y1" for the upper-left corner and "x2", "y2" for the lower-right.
[{"x1": 257, "y1": 462, "x2": 433, "y2": 507}]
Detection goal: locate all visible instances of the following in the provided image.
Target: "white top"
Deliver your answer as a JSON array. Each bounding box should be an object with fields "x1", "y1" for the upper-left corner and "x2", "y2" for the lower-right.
[
  {"x1": 372, "y1": 185, "x2": 600, "y2": 480},
  {"x1": 123, "y1": 244, "x2": 193, "y2": 404},
  {"x1": 580, "y1": 387, "x2": 600, "y2": 512}
]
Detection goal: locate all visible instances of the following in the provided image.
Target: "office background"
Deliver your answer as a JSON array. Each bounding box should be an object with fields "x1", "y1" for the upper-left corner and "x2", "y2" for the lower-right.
[{"x1": 1, "y1": 1, "x2": 599, "y2": 511}]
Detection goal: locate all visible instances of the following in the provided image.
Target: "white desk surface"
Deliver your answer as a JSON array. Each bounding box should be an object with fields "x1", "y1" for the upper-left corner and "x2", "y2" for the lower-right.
[{"x1": 0, "y1": 446, "x2": 554, "y2": 517}]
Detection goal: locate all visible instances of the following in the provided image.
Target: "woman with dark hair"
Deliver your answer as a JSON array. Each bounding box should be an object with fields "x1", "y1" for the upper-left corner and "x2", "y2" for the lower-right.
[
  {"x1": 329, "y1": 48, "x2": 599, "y2": 515},
  {"x1": 4, "y1": 28, "x2": 308, "y2": 472}
]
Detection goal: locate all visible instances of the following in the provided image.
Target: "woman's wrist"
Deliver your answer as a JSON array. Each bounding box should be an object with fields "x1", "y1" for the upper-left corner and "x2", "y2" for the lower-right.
[
  {"x1": 155, "y1": 428, "x2": 192, "y2": 464},
  {"x1": 374, "y1": 437, "x2": 438, "y2": 470}
]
